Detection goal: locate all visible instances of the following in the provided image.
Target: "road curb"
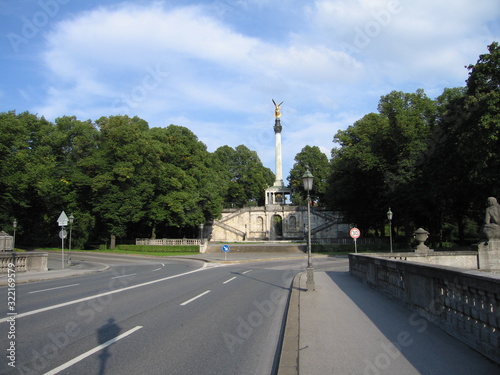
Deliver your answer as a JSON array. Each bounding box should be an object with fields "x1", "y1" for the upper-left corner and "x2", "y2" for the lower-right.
[
  {"x1": 277, "y1": 272, "x2": 302, "y2": 375},
  {"x1": 0, "y1": 262, "x2": 110, "y2": 286}
]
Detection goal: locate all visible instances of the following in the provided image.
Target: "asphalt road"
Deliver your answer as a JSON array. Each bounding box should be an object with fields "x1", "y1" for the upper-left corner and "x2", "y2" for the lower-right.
[{"x1": 0, "y1": 253, "x2": 309, "y2": 375}]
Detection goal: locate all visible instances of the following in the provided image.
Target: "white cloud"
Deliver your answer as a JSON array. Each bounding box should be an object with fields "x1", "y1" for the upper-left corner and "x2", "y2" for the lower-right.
[{"x1": 29, "y1": 0, "x2": 500, "y2": 173}]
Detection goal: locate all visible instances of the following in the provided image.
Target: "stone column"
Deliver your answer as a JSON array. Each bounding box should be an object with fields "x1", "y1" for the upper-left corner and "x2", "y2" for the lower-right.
[{"x1": 274, "y1": 118, "x2": 284, "y2": 187}]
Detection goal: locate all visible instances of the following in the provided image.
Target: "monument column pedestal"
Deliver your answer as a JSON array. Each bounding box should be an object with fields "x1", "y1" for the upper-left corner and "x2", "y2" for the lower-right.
[{"x1": 476, "y1": 241, "x2": 500, "y2": 271}]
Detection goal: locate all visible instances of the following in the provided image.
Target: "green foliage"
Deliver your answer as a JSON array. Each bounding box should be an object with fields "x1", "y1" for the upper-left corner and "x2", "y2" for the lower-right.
[
  {"x1": 0, "y1": 113, "x2": 259, "y2": 247},
  {"x1": 213, "y1": 144, "x2": 274, "y2": 207},
  {"x1": 326, "y1": 42, "x2": 500, "y2": 243},
  {"x1": 2, "y1": 42, "x2": 498, "y2": 247},
  {"x1": 288, "y1": 145, "x2": 330, "y2": 205}
]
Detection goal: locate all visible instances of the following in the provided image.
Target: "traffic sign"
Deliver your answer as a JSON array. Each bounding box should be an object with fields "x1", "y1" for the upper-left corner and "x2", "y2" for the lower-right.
[
  {"x1": 59, "y1": 230, "x2": 67, "y2": 239},
  {"x1": 350, "y1": 228, "x2": 361, "y2": 239},
  {"x1": 57, "y1": 211, "x2": 69, "y2": 227},
  {"x1": 221, "y1": 245, "x2": 230, "y2": 253}
]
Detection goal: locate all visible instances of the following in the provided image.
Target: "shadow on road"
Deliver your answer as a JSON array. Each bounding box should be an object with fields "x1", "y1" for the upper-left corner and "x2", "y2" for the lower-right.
[{"x1": 97, "y1": 318, "x2": 121, "y2": 375}]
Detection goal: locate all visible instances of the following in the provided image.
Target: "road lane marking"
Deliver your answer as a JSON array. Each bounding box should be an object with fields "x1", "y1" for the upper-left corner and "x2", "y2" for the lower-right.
[
  {"x1": 180, "y1": 290, "x2": 211, "y2": 306},
  {"x1": 242, "y1": 270, "x2": 252, "y2": 274},
  {"x1": 223, "y1": 277, "x2": 237, "y2": 284},
  {"x1": 152, "y1": 262, "x2": 166, "y2": 272},
  {"x1": 43, "y1": 326, "x2": 143, "y2": 375},
  {"x1": 29, "y1": 284, "x2": 80, "y2": 294},
  {"x1": 111, "y1": 273, "x2": 136, "y2": 279},
  {"x1": 0, "y1": 265, "x2": 210, "y2": 323}
]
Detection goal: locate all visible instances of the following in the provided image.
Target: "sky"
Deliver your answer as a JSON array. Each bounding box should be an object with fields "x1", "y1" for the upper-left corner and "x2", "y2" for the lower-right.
[{"x1": 1, "y1": 0, "x2": 499, "y2": 176}]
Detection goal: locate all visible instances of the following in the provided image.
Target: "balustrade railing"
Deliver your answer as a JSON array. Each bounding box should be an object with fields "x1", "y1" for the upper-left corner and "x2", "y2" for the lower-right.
[
  {"x1": 135, "y1": 238, "x2": 202, "y2": 246},
  {"x1": 349, "y1": 254, "x2": 500, "y2": 364}
]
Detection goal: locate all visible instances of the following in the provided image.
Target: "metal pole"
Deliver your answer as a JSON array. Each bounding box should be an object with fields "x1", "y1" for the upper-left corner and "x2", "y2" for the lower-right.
[
  {"x1": 68, "y1": 222, "x2": 72, "y2": 265},
  {"x1": 12, "y1": 219, "x2": 17, "y2": 251},
  {"x1": 61, "y1": 226, "x2": 65, "y2": 269},
  {"x1": 306, "y1": 191, "x2": 315, "y2": 291},
  {"x1": 307, "y1": 192, "x2": 312, "y2": 268},
  {"x1": 389, "y1": 220, "x2": 393, "y2": 253}
]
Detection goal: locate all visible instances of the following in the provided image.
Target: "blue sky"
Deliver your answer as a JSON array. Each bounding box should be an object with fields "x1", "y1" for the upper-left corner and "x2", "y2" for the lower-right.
[{"x1": 1, "y1": 0, "x2": 499, "y2": 175}]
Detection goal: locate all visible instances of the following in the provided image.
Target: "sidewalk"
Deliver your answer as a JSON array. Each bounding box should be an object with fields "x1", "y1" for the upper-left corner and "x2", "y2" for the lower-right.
[{"x1": 279, "y1": 269, "x2": 500, "y2": 375}]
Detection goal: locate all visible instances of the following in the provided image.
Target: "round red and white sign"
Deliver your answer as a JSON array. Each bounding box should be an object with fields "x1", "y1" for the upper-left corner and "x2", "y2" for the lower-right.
[{"x1": 350, "y1": 227, "x2": 361, "y2": 239}]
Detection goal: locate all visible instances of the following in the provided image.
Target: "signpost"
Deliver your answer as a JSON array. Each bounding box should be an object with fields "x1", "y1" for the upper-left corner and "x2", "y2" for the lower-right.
[
  {"x1": 57, "y1": 211, "x2": 69, "y2": 268},
  {"x1": 221, "y1": 244, "x2": 230, "y2": 261},
  {"x1": 350, "y1": 227, "x2": 361, "y2": 253}
]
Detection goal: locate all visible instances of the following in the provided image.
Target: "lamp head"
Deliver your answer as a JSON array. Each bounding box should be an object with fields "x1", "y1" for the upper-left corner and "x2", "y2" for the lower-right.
[
  {"x1": 387, "y1": 208, "x2": 393, "y2": 221},
  {"x1": 302, "y1": 169, "x2": 314, "y2": 192}
]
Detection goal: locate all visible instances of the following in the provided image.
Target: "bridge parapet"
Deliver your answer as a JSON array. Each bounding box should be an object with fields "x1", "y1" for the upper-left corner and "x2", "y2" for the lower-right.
[
  {"x1": 1, "y1": 252, "x2": 48, "y2": 273},
  {"x1": 349, "y1": 253, "x2": 500, "y2": 365}
]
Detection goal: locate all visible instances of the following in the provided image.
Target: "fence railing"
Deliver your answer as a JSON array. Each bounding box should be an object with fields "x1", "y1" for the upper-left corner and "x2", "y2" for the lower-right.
[
  {"x1": 136, "y1": 238, "x2": 202, "y2": 246},
  {"x1": 313, "y1": 237, "x2": 385, "y2": 245}
]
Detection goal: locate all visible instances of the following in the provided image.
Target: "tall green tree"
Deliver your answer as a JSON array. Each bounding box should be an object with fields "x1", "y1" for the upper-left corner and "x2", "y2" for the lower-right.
[
  {"x1": 49, "y1": 116, "x2": 100, "y2": 248},
  {"x1": 147, "y1": 125, "x2": 224, "y2": 238},
  {"x1": 328, "y1": 113, "x2": 389, "y2": 233},
  {"x1": 288, "y1": 145, "x2": 329, "y2": 205},
  {"x1": 90, "y1": 115, "x2": 156, "y2": 246},
  {"x1": 0, "y1": 111, "x2": 65, "y2": 245},
  {"x1": 328, "y1": 89, "x2": 438, "y2": 235},
  {"x1": 429, "y1": 42, "x2": 500, "y2": 242},
  {"x1": 213, "y1": 145, "x2": 274, "y2": 207}
]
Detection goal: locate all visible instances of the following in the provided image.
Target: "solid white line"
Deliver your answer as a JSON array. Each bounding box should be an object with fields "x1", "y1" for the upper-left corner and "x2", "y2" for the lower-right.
[
  {"x1": 223, "y1": 277, "x2": 237, "y2": 284},
  {"x1": 111, "y1": 273, "x2": 136, "y2": 279},
  {"x1": 43, "y1": 326, "x2": 143, "y2": 375},
  {"x1": 242, "y1": 270, "x2": 252, "y2": 274},
  {"x1": 180, "y1": 290, "x2": 211, "y2": 306},
  {"x1": 0, "y1": 266, "x2": 209, "y2": 323},
  {"x1": 29, "y1": 284, "x2": 80, "y2": 294}
]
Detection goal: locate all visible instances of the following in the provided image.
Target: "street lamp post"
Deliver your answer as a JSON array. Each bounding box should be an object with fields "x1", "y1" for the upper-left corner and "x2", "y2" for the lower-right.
[
  {"x1": 12, "y1": 219, "x2": 17, "y2": 251},
  {"x1": 68, "y1": 214, "x2": 74, "y2": 265},
  {"x1": 199, "y1": 223, "x2": 204, "y2": 244},
  {"x1": 302, "y1": 168, "x2": 315, "y2": 291},
  {"x1": 387, "y1": 208, "x2": 393, "y2": 253}
]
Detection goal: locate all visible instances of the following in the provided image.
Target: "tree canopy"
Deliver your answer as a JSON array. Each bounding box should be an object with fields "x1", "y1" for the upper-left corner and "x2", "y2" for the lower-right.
[
  {"x1": 2, "y1": 42, "x2": 498, "y2": 247},
  {"x1": 0, "y1": 114, "x2": 273, "y2": 247},
  {"x1": 326, "y1": 42, "x2": 500, "y2": 242}
]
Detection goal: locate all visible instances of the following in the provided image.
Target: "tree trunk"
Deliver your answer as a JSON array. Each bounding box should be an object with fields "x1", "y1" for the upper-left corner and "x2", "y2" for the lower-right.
[
  {"x1": 110, "y1": 234, "x2": 116, "y2": 249},
  {"x1": 457, "y1": 215, "x2": 465, "y2": 245}
]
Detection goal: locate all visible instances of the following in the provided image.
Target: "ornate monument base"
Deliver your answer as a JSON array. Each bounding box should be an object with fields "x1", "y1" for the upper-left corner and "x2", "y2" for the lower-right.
[{"x1": 476, "y1": 241, "x2": 500, "y2": 271}]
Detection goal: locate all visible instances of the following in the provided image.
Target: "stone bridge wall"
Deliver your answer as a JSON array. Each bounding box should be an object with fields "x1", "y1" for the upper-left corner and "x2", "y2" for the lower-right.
[
  {"x1": 349, "y1": 254, "x2": 500, "y2": 364},
  {"x1": 0, "y1": 252, "x2": 48, "y2": 273}
]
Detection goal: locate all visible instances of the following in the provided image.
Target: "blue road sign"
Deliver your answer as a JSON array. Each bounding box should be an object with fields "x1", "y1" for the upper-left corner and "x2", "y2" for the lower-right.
[{"x1": 222, "y1": 245, "x2": 230, "y2": 253}]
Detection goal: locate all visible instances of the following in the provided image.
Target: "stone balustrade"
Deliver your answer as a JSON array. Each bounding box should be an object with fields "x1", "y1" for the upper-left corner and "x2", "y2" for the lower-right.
[
  {"x1": 0, "y1": 252, "x2": 48, "y2": 273},
  {"x1": 135, "y1": 238, "x2": 202, "y2": 246},
  {"x1": 349, "y1": 253, "x2": 500, "y2": 364}
]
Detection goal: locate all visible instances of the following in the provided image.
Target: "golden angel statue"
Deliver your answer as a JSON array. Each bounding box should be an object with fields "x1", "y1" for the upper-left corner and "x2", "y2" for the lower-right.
[{"x1": 272, "y1": 99, "x2": 284, "y2": 118}]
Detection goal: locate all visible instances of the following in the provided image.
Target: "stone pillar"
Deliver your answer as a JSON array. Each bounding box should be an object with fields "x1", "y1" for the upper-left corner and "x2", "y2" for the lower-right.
[
  {"x1": 477, "y1": 241, "x2": 500, "y2": 271},
  {"x1": 274, "y1": 118, "x2": 284, "y2": 187}
]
